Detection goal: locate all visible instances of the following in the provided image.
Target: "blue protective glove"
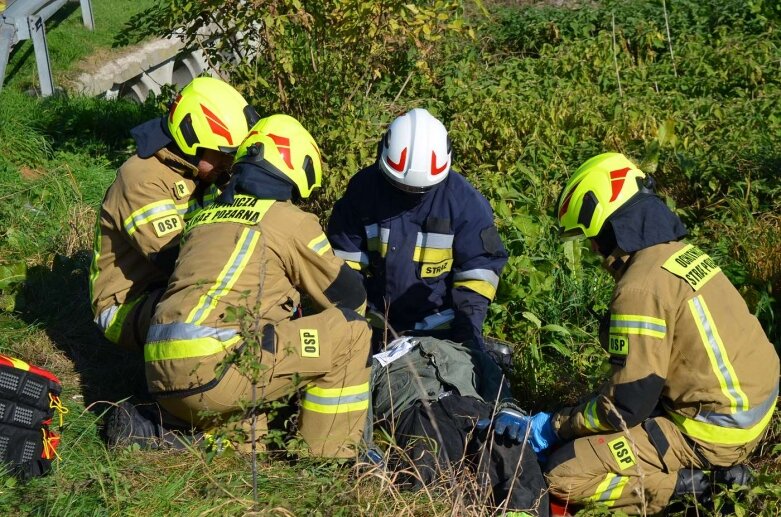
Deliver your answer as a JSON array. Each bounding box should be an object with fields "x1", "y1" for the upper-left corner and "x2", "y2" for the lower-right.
[
  {"x1": 476, "y1": 407, "x2": 528, "y2": 442},
  {"x1": 476, "y1": 410, "x2": 559, "y2": 454},
  {"x1": 526, "y1": 412, "x2": 559, "y2": 454}
]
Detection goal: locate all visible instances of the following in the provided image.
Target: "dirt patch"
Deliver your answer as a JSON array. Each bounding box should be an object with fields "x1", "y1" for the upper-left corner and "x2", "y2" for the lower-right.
[{"x1": 19, "y1": 166, "x2": 44, "y2": 181}]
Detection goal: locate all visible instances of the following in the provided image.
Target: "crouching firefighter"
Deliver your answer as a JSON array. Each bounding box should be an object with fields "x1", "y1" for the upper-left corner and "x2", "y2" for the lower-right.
[
  {"x1": 372, "y1": 336, "x2": 549, "y2": 516},
  {"x1": 145, "y1": 114, "x2": 372, "y2": 457},
  {"x1": 485, "y1": 153, "x2": 779, "y2": 514},
  {"x1": 90, "y1": 77, "x2": 259, "y2": 352}
]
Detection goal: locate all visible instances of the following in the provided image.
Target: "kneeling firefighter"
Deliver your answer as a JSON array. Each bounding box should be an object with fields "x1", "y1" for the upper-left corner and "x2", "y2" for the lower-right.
[
  {"x1": 484, "y1": 153, "x2": 779, "y2": 514},
  {"x1": 145, "y1": 115, "x2": 372, "y2": 457},
  {"x1": 90, "y1": 77, "x2": 258, "y2": 352}
]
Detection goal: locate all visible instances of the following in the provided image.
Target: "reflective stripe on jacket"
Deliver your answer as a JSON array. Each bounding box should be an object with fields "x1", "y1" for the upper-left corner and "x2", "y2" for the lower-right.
[
  {"x1": 553, "y1": 241, "x2": 779, "y2": 450},
  {"x1": 90, "y1": 149, "x2": 209, "y2": 324},
  {"x1": 146, "y1": 194, "x2": 367, "y2": 395}
]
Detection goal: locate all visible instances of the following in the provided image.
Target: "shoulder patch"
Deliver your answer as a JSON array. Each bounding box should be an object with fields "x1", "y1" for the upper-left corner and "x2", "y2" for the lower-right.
[
  {"x1": 661, "y1": 244, "x2": 721, "y2": 291},
  {"x1": 424, "y1": 217, "x2": 452, "y2": 234},
  {"x1": 608, "y1": 334, "x2": 628, "y2": 366},
  {"x1": 480, "y1": 226, "x2": 504, "y2": 255},
  {"x1": 173, "y1": 180, "x2": 190, "y2": 200}
]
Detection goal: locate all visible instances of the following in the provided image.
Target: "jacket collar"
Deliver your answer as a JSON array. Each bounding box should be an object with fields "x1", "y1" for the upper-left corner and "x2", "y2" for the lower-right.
[
  {"x1": 609, "y1": 194, "x2": 687, "y2": 253},
  {"x1": 217, "y1": 161, "x2": 294, "y2": 204},
  {"x1": 131, "y1": 117, "x2": 173, "y2": 158},
  {"x1": 154, "y1": 147, "x2": 199, "y2": 178}
]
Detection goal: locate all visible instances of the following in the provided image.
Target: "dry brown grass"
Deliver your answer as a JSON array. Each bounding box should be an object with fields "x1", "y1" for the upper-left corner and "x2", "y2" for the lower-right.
[
  {"x1": 62, "y1": 204, "x2": 98, "y2": 258},
  {"x1": 711, "y1": 209, "x2": 781, "y2": 296}
]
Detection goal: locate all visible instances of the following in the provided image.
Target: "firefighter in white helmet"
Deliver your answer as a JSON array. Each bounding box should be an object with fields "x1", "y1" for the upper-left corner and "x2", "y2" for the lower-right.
[{"x1": 328, "y1": 108, "x2": 508, "y2": 351}]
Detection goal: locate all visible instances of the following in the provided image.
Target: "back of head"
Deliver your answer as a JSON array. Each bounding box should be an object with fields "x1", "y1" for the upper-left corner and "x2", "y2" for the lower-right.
[
  {"x1": 377, "y1": 108, "x2": 452, "y2": 193},
  {"x1": 232, "y1": 114, "x2": 323, "y2": 199},
  {"x1": 556, "y1": 153, "x2": 648, "y2": 241},
  {"x1": 167, "y1": 76, "x2": 260, "y2": 158},
  {"x1": 556, "y1": 152, "x2": 686, "y2": 254}
]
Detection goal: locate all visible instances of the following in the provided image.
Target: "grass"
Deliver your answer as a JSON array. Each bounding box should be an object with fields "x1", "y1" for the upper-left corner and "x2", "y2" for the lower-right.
[
  {"x1": 1, "y1": 0, "x2": 155, "y2": 92},
  {"x1": 0, "y1": 0, "x2": 779, "y2": 515}
]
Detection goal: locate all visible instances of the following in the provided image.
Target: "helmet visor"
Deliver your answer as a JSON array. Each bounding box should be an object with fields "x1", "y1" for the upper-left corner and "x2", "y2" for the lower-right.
[
  {"x1": 559, "y1": 226, "x2": 586, "y2": 241},
  {"x1": 218, "y1": 145, "x2": 239, "y2": 155}
]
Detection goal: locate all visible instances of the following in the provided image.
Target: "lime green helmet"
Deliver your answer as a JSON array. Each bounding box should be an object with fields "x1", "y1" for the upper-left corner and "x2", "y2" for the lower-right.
[
  {"x1": 233, "y1": 114, "x2": 323, "y2": 198},
  {"x1": 557, "y1": 153, "x2": 648, "y2": 240},
  {"x1": 167, "y1": 76, "x2": 259, "y2": 156}
]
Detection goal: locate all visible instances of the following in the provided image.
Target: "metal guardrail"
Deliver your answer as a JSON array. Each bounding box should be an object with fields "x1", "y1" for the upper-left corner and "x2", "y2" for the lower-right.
[{"x1": 0, "y1": 0, "x2": 94, "y2": 96}]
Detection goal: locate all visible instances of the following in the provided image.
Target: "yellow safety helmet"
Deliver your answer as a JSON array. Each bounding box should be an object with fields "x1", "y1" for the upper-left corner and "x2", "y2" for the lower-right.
[
  {"x1": 556, "y1": 153, "x2": 648, "y2": 240},
  {"x1": 167, "y1": 76, "x2": 259, "y2": 157},
  {"x1": 234, "y1": 114, "x2": 323, "y2": 199}
]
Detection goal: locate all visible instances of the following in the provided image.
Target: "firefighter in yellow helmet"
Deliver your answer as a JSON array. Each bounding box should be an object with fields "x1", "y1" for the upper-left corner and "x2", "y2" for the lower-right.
[
  {"x1": 484, "y1": 153, "x2": 779, "y2": 514},
  {"x1": 89, "y1": 77, "x2": 259, "y2": 352},
  {"x1": 145, "y1": 115, "x2": 372, "y2": 458}
]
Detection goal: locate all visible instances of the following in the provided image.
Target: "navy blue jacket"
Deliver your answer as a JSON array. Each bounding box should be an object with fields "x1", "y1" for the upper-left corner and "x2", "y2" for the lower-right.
[{"x1": 327, "y1": 164, "x2": 507, "y2": 348}]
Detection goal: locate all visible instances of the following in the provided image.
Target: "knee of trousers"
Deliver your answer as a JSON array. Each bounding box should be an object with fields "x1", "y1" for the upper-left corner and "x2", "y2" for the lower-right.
[
  {"x1": 544, "y1": 440, "x2": 594, "y2": 500},
  {"x1": 312, "y1": 306, "x2": 372, "y2": 368},
  {"x1": 271, "y1": 307, "x2": 372, "y2": 369}
]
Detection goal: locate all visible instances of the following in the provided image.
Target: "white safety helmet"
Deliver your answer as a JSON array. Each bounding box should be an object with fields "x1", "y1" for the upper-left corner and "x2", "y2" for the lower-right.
[{"x1": 378, "y1": 108, "x2": 452, "y2": 193}]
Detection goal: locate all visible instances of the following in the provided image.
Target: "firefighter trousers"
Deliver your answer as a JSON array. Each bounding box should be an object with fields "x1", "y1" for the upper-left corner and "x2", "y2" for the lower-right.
[
  {"x1": 544, "y1": 416, "x2": 756, "y2": 515},
  {"x1": 159, "y1": 307, "x2": 372, "y2": 458}
]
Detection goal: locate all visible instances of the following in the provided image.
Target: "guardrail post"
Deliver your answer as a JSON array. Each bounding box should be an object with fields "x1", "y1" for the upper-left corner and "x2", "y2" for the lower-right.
[
  {"x1": 28, "y1": 14, "x2": 54, "y2": 96},
  {"x1": 79, "y1": 0, "x2": 93, "y2": 30},
  {"x1": 0, "y1": 22, "x2": 16, "y2": 92}
]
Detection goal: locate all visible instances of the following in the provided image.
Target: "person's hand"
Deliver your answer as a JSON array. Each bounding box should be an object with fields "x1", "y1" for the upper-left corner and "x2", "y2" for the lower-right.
[
  {"x1": 477, "y1": 410, "x2": 559, "y2": 454},
  {"x1": 526, "y1": 412, "x2": 558, "y2": 453},
  {"x1": 476, "y1": 407, "x2": 529, "y2": 442}
]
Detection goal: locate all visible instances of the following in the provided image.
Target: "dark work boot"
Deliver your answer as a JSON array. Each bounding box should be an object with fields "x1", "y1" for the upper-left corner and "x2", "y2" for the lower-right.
[
  {"x1": 713, "y1": 464, "x2": 752, "y2": 488},
  {"x1": 103, "y1": 401, "x2": 200, "y2": 451},
  {"x1": 673, "y1": 465, "x2": 753, "y2": 505},
  {"x1": 674, "y1": 468, "x2": 712, "y2": 502}
]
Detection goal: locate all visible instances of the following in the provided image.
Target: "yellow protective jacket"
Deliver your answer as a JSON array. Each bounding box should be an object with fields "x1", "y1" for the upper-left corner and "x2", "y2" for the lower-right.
[
  {"x1": 553, "y1": 241, "x2": 779, "y2": 452},
  {"x1": 145, "y1": 194, "x2": 367, "y2": 396},
  {"x1": 89, "y1": 148, "x2": 216, "y2": 342}
]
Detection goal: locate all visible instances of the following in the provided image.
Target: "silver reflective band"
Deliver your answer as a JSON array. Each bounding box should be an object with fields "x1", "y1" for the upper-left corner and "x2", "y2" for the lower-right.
[
  {"x1": 188, "y1": 228, "x2": 257, "y2": 324},
  {"x1": 380, "y1": 227, "x2": 390, "y2": 244},
  {"x1": 609, "y1": 319, "x2": 667, "y2": 334},
  {"x1": 309, "y1": 236, "x2": 330, "y2": 254},
  {"x1": 599, "y1": 475, "x2": 624, "y2": 502},
  {"x1": 302, "y1": 392, "x2": 369, "y2": 405},
  {"x1": 334, "y1": 249, "x2": 369, "y2": 265},
  {"x1": 364, "y1": 224, "x2": 379, "y2": 240},
  {"x1": 147, "y1": 322, "x2": 238, "y2": 342},
  {"x1": 415, "y1": 232, "x2": 454, "y2": 249},
  {"x1": 693, "y1": 383, "x2": 778, "y2": 428},
  {"x1": 690, "y1": 295, "x2": 747, "y2": 410},
  {"x1": 124, "y1": 202, "x2": 177, "y2": 233},
  {"x1": 454, "y1": 268, "x2": 500, "y2": 288},
  {"x1": 95, "y1": 305, "x2": 119, "y2": 331}
]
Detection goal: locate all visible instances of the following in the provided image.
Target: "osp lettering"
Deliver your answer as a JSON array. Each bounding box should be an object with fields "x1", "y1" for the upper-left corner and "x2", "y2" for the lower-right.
[{"x1": 157, "y1": 218, "x2": 179, "y2": 232}]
